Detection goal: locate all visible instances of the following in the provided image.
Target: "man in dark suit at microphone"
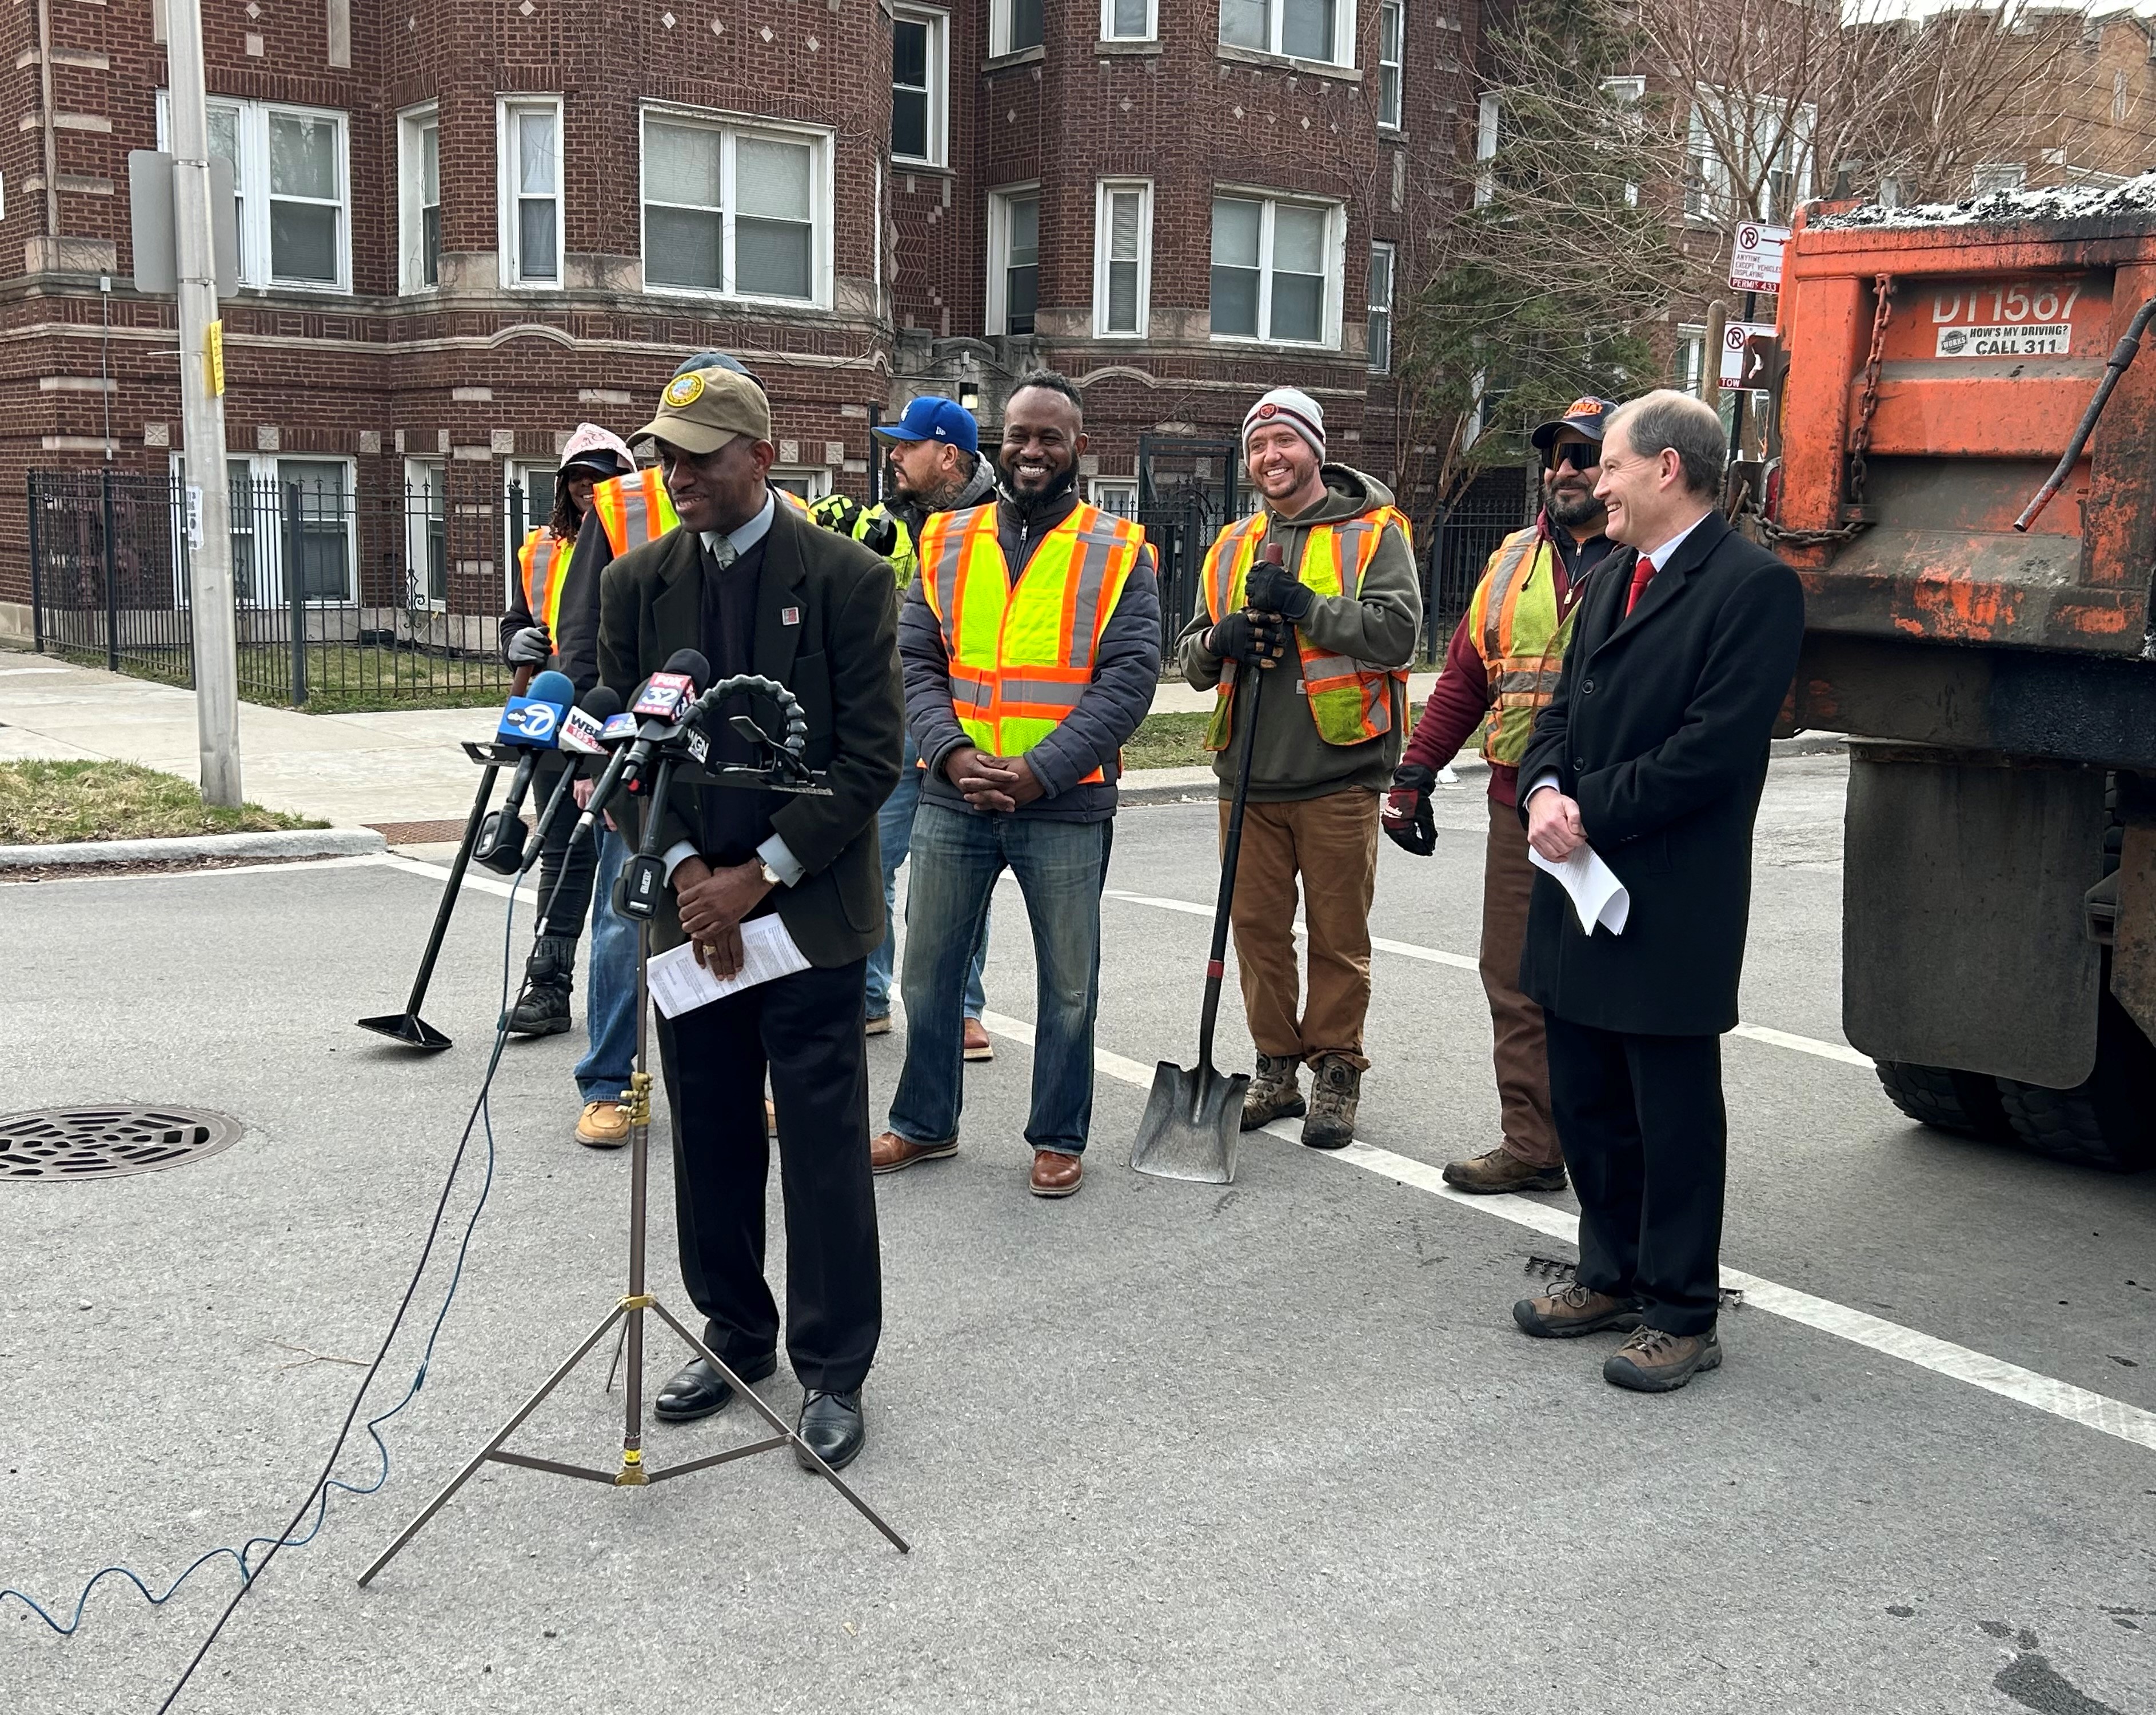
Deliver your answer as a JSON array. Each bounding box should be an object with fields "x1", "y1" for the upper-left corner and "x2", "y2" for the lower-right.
[{"x1": 598, "y1": 367, "x2": 903, "y2": 1469}]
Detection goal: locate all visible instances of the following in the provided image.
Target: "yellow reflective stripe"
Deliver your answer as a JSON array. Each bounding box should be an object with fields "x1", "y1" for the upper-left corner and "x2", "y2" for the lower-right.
[
  {"x1": 1479, "y1": 529, "x2": 1542, "y2": 663},
  {"x1": 519, "y1": 529, "x2": 570, "y2": 635}
]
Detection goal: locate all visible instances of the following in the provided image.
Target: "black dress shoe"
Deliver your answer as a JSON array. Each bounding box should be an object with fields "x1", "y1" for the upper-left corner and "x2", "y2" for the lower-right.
[
  {"x1": 794, "y1": 1389, "x2": 865, "y2": 1471},
  {"x1": 653, "y1": 1351, "x2": 777, "y2": 1423}
]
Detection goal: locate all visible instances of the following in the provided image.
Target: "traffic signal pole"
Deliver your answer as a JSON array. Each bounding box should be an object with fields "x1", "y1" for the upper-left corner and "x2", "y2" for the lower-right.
[{"x1": 166, "y1": 0, "x2": 242, "y2": 807}]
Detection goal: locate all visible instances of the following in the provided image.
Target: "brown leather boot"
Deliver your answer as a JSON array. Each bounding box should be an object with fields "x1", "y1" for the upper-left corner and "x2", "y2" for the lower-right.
[
  {"x1": 1029, "y1": 1149, "x2": 1083, "y2": 1198},
  {"x1": 1604, "y1": 1325, "x2": 1722, "y2": 1392},
  {"x1": 1240, "y1": 1053, "x2": 1305, "y2": 1130},
  {"x1": 1300, "y1": 1055, "x2": 1360, "y2": 1150},
  {"x1": 1513, "y1": 1282, "x2": 1646, "y2": 1338},
  {"x1": 870, "y1": 1129, "x2": 957, "y2": 1174},
  {"x1": 1444, "y1": 1145, "x2": 1567, "y2": 1194}
]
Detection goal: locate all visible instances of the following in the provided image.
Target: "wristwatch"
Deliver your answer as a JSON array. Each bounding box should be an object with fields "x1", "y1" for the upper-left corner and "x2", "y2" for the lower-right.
[{"x1": 757, "y1": 857, "x2": 784, "y2": 889}]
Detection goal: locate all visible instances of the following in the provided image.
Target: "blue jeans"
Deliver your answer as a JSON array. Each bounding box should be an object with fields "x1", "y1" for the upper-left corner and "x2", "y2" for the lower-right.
[
  {"x1": 868, "y1": 733, "x2": 988, "y2": 1021},
  {"x1": 887, "y1": 800, "x2": 1111, "y2": 1156},
  {"x1": 574, "y1": 827, "x2": 640, "y2": 1104}
]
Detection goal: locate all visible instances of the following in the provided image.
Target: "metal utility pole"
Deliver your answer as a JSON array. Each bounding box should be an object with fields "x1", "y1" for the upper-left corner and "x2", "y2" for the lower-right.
[{"x1": 166, "y1": 0, "x2": 241, "y2": 806}]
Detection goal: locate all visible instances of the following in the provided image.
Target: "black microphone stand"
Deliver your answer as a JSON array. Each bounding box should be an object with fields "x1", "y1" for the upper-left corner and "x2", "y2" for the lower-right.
[{"x1": 359, "y1": 677, "x2": 907, "y2": 1586}]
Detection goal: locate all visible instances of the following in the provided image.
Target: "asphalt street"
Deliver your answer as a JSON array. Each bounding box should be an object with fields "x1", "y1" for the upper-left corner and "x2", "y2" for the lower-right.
[{"x1": 3, "y1": 751, "x2": 2153, "y2": 1714}]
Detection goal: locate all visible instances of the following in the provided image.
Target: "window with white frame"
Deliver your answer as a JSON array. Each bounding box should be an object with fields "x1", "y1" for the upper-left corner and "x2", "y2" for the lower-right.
[
  {"x1": 1973, "y1": 161, "x2": 2027, "y2": 195},
  {"x1": 398, "y1": 104, "x2": 440, "y2": 292},
  {"x1": 991, "y1": 0, "x2": 1045, "y2": 54},
  {"x1": 1675, "y1": 325, "x2": 1707, "y2": 398},
  {"x1": 769, "y1": 468, "x2": 834, "y2": 500},
  {"x1": 1210, "y1": 192, "x2": 1340, "y2": 346},
  {"x1": 500, "y1": 97, "x2": 562, "y2": 286},
  {"x1": 1474, "y1": 94, "x2": 1500, "y2": 207},
  {"x1": 158, "y1": 93, "x2": 350, "y2": 290},
  {"x1": 1686, "y1": 89, "x2": 1814, "y2": 225},
  {"x1": 987, "y1": 185, "x2": 1040, "y2": 335},
  {"x1": 1089, "y1": 477, "x2": 1139, "y2": 518},
  {"x1": 1378, "y1": 0, "x2": 1404, "y2": 129},
  {"x1": 405, "y1": 457, "x2": 448, "y2": 606},
  {"x1": 1102, "y1": 0, "x2": 1155, "y2": 39},
  {"x1": 1093, "y1": 180, "x2": 1151, "y2": 337},
  {"x1": 641, "y1": 108, "x2": 828, "y2": 304},
  {"x1": 1367, "y1": 241, "x2": 1394, "y2": 374},
  {"x1": 185, "y1": 454, "x2": 356, "y2": 604},
  {"x1": 1220, "y1": 0, "x2": 1354, "y2": 66},
  {"x1": 892, "y1": 8, "x2": 948, "y2": 166}
]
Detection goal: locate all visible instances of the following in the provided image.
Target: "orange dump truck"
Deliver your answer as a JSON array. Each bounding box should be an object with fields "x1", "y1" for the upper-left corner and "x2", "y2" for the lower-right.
[{"x1": 1766, "y1": 183, "x2": 2156, "y2": 1172}]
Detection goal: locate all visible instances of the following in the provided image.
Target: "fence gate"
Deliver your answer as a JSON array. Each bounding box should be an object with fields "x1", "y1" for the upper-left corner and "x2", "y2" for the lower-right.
[{"x1": 1135, "y1": 434, "x2": 1247, "y2": 671}]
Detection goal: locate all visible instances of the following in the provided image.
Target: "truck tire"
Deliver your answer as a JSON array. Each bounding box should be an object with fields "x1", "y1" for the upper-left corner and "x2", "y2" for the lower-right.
[
  {"x1": 1993, "y1": 995, "x2": 2156, "y2": 1173},
  {"x1": 1873, "y1": 1061, "x2": 2013, "y2": 1140}
]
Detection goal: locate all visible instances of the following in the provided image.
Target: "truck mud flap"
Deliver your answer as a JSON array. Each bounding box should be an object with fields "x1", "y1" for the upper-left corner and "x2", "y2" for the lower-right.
[{"x1": 1843, "y1": 743, "x2": 2107, "y2": 1088}]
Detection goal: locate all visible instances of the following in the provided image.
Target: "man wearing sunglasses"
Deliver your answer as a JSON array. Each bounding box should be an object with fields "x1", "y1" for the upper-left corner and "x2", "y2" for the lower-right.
[{"x1": 1382, "y1": 395, "x2": 1619, "y2": 1194}]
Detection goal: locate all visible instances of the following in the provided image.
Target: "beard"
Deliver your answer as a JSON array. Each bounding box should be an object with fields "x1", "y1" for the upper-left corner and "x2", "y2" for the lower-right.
[
  {"x1": 1544, "y1": 477, "x2": 1604, "y2": 532},
  {"x1": 999, "y1": 454, "x2": 1077, "y2": 513}
]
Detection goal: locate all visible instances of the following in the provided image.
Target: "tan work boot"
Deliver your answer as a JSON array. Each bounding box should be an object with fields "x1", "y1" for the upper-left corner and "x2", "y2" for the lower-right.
[
  {"x1": 1444, "y1": 1145, "x2": 1567, "y2": 1194},
  {"x1": 1604, "y1": 1325, "x2": 1722, "y2": 1392},
  {"x1": 1513, "y1": 1282, "x2": 1646, "y2": 1338},
  {"x1": 1240, "y1": 1053, "x2": 1305, "y2": 1130},
  {"x1": 963, "y1": 1017, "x2": 995, "y2": 1061},
  {"x1": 1300, "y1": 1055, "x2": 1360, "y2": 1150},
  {"x1": 575, "y1": 1099, "x2": 630, "y2": 1150}
]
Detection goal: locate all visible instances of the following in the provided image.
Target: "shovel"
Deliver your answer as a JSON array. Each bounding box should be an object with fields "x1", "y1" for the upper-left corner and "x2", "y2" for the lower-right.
[{"x1": 1132, "y1": 617, "x2": 1273, "y2": 1184}]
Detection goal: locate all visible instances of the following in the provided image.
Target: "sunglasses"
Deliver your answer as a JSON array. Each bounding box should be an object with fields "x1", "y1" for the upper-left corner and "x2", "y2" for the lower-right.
[{"x1": 1544, "y1": 442, "x2": 1600, "y2": 473}]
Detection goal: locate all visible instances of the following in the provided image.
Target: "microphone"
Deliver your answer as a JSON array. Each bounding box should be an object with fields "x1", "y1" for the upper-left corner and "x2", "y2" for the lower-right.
[
  {"x1": 574, "y1": 648, "x2": 710, "y2": 842},
  {"x1": 473, "y1": 668, "x2": 573, "y2": 874},
  {"x1": 522, "y1": 685, "x2": 624, "y2": 877}
]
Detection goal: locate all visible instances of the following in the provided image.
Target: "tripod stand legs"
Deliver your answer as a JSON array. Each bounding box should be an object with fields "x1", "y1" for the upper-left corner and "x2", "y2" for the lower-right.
[{"x1": 357, "y1": 1305, "x2": 624, "y2": 1588}]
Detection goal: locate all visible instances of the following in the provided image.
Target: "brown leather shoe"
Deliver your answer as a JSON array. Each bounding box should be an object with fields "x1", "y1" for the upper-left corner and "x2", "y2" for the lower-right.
[
  {"x1": 1028, "y1": 1149, "x2": 1083, "y2": 1197},
  {"x1": 1604, "y1": 1325, "x2": 1722, "y2": 1392},
  {"x1": 1512, "y1": 1281, "x2": 1646, "y2": 1339},
  {"x1": 575, "y1": 1099, "x2": 630, "y2": 1149},
  {"x1": 871, "y1": 1129, "x2": 957, "y2": 1174},
  {"x1": 1444, "y1": 1145, "x2": 1567, "y2": 1194},
  {"x1": 963, "y1": 1017, "x2": 995, "y2": 1061}
]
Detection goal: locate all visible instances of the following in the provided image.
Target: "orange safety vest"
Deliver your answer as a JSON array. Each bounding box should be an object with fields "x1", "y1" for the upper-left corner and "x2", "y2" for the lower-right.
[
  {"x1": 590, "y1": 470, "x2": 811, "y2": 557},
  {"x1": 916, "y1": 501, "x2": 1147, "y2": 786},
  {"x1": 517, "y1": 527, "x2": 573, "y2": 636},
  {"x1": 1466, "y1": 522, "x2": 1581, "y2": 767},
  {"x1": 1200, "y1": 506, "x2": 1413, "y2": 751}
]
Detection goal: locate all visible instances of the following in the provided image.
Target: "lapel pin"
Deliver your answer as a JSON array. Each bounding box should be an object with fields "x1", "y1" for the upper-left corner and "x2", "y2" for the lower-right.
[{"x1": 781, "y1": 605, "x2": 801, "y2": 627}]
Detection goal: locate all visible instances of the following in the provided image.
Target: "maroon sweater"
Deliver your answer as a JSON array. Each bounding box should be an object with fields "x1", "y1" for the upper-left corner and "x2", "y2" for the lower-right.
[{"x1": 1398, "y1": 519, "x2": 1612, "y2": 806}]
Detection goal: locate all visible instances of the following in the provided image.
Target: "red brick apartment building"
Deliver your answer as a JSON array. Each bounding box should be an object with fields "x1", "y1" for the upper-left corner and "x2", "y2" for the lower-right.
[{"x1": 0, "y1": 0, "x2": 1478, "y2": 642}]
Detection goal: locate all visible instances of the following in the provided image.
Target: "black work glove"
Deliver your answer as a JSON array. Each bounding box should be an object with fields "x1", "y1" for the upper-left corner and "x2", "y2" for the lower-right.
[
  {"x1": 506, "y1": 625, "x2": 552, "y2": 666},
  {"x1": 1246, "y1": 561, "x2": 1313, "y2": 622},
  {"x1": 1382, "y1": 762, "x2": 1439, "y2": 857},
  {"x1": 1206, "y1": 609, "x2": 1291, "y2": 668}
]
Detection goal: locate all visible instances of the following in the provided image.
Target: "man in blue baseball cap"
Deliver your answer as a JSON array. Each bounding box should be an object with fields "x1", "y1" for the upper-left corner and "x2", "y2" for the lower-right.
[{"x1": 861, "y1": 394, "x2": 1001, "y2": 1058}]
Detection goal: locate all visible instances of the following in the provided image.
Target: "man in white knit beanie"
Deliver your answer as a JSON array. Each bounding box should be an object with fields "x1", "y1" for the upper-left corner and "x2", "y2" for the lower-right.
[{"x1": 1175, "y1": 386, "x2": 1422, "y2": 1149}]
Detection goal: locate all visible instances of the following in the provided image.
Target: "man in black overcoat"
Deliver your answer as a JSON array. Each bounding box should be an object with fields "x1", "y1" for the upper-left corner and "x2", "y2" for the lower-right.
[
  {"x1": 599, "y1": 366, "x2": 903, "y2": 1468},
  {"x1": 1512, "y1": 388, "x2": 1804, "y2": 1393}
]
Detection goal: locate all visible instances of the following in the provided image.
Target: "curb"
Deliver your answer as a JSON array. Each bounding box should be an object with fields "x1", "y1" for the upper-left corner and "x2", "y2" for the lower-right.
[
  {"x1": 1117, "y1": 733, "x2": 1846, "y2": 807},
  {"x1": 0, "y1": 826, "x2": 386, "y2": 870}
]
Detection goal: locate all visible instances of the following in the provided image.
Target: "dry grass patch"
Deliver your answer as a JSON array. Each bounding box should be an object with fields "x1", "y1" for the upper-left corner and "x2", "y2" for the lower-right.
[{"x1": 0, "y1": 760, "x2": 324, "y2": 845}]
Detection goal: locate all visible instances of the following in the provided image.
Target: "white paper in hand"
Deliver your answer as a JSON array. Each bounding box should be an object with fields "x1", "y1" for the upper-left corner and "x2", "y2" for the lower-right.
[
  {"x1": 1528, "y1": 842, "x2": 1631, "y2": 936},
  {"x1": 647, "y1": 915, "x2": 812, "y2": 1017}
]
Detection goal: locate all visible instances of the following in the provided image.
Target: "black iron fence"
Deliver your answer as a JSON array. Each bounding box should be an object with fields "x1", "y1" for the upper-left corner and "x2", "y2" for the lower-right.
[
  {"x1": 27, "y1": 469, "x2": 537, "y2": 711},
  {"x1": 1136, "y1": 434, "x2": 1248, "y2": 675}
]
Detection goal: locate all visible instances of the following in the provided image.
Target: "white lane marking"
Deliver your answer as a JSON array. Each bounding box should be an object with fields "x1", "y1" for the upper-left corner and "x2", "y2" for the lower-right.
[
  {"x1": 374, "y1": 850, "x2": 524, "y2": 901},
  {"x1": 976, "y1": 1012, "x2": 2156, "y2": 1454},
  {"x1": 1106, "y1": 888, "x2": 1859, "y2": 1065},
  {"x1": 0, "y1": 666, "x2": 71, "y2": 676}
]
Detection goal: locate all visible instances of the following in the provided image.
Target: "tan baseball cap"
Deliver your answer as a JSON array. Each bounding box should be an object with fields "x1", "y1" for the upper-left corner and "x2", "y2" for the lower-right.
[{"x1": 632, "y1": 366, "x2": 772, "y2": 457}]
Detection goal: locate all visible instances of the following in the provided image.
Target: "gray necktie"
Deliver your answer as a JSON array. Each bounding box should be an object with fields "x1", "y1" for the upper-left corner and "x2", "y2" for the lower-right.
[{"x1": 707, "y1": 537, "x2": 738, "y2": 573}]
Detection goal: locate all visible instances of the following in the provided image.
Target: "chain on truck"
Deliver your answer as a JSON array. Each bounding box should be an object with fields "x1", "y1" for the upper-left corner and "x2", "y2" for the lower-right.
[{"x1": 1742, "y1": 179, "x2": 2156, "y2": 1173}]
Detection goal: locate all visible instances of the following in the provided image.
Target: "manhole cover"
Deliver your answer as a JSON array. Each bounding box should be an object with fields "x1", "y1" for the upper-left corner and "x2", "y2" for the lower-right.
[{"x1": 0, "y1": 1106, "x2": 246, "y2": 1181}]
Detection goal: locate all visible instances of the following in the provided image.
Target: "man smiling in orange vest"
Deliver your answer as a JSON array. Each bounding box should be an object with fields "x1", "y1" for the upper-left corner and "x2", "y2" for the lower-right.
[{"x1": 1176, "y1": 387, "x2": 1421, "y2": 1150}]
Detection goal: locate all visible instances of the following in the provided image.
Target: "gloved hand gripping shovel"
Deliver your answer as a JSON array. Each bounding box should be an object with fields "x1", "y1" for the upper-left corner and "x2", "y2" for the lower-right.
[{"x1": 1131, "y1": 574, "x2": 1276, "y2": 1184}]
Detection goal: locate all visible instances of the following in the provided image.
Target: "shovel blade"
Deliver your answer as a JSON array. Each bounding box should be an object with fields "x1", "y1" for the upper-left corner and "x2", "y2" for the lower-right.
[
  {"x1": 356, "y1": 1012, "x2": 453, "y2": 1052},
  {"x1": 1131, "y1": 1060, "x2": 1247, "y2": 1184}
]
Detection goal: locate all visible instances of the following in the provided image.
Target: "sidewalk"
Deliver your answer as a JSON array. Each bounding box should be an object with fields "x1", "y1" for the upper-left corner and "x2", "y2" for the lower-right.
[{"x1": 0, "y1": 658, "x2": 1450, "y2": 828}]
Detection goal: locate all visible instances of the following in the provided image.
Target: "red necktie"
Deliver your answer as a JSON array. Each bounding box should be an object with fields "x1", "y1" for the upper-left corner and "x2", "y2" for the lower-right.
[{"x1": 1624, "y1": 550, "x2": 1658, "y2": 615}]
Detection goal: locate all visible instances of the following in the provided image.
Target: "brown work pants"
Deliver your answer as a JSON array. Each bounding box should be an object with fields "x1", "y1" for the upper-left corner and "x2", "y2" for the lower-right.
[
  {"x1": 1220, "y1": 789, "x2": 1378, "y2": 1070},
  {"x1": 1482, "y1": 795, "x2": 1561, "y2": 1167}
]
